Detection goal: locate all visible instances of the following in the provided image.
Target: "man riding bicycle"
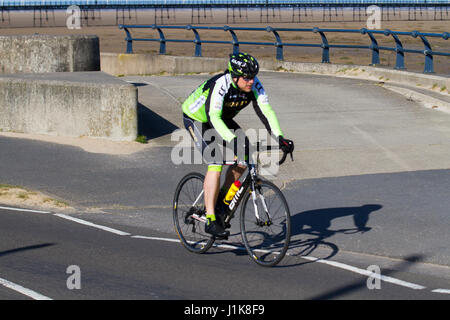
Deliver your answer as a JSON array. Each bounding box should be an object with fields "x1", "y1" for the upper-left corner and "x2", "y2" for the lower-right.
[{"x1": 182, "y1": 52, "x2": 294, "y2": 238}]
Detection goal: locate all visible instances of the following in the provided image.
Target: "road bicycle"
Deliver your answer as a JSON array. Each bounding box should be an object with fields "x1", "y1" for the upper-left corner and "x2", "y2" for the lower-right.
[{"x1": 173, "y1": 143, "x2": 293, "y2": 267}]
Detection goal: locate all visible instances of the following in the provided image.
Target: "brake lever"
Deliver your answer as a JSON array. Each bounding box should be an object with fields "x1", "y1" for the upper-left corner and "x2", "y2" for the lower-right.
[{"x1": 278, "y1": 151, "x2": 288, "y2": 166}]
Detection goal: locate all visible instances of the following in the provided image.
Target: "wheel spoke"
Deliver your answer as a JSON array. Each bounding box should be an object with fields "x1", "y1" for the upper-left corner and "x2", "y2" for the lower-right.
[
  {"x1": 173, "y1": 173, "x2": 214, "y2": 254},
  {"x1": 241, "y1": 180, "x2": 291, "y2": 267}
]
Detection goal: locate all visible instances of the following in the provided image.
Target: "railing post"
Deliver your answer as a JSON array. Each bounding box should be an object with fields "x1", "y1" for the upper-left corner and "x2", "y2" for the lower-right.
[
  {"x1": 224, "y1": 25, "x2": 240, "y2": 54},
  {"x1": 361, "y1": 28, "x2": 380, "y2": 66},
  {"x1": 187, "y1": 25, "x2": 202, "y2": 57},
  {"x1": 119, "y1": 25, "x2": 133, "y2": 54},
  {"x1": 151, "y1": 24, "x2": 166, "y2": 55},
  {"x1": 314, "y1": 27, "x2": 330, "y2": 63},
  {"x1": 385, "y1": 29, "x2": 405, "y2": 70},
  {"x1": 267, "y1": 26, "x2": 283, "y2": 60},
  {"x1": 413, "y1": 31, "x2": 434, "y2": 73}
]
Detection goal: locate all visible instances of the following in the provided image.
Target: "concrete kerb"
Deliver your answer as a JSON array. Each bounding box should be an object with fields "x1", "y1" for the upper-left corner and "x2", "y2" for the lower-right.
[{"x1": 100, "y1": 53, "x2": 449, "y2": 113}]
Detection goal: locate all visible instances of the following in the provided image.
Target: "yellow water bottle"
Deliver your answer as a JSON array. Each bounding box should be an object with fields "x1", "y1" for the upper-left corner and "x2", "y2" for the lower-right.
[{"x1": 223, "y1": 181, "x2": 242, "y2": 205}]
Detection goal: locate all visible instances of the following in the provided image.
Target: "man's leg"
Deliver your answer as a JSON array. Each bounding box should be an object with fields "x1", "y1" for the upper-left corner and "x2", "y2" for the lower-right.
[
  {"x1": 204, "y1": 165, "x2": 222, "y2": 221},
  {"x1": 221, "y1": 164, "x2": 247, "y2": 196},
  {"x1": 183, "y1": 116, "x2": 228, "y2": 237},
  {"x1": 204, "y1": 165, "x2": 229, "y2": 238},
  {"x1": 220, "y1": 123, "x2": 249, "y2": 193}
]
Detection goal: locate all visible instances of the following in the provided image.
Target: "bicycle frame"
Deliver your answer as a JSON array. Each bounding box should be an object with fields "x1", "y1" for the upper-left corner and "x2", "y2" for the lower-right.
[
  {"x1": 174, "y1": 142, "x2": 292, "y2": 265},
  {"x1": 190, "y1": 142, "x2": 285, "y2": 227},
  {"x1": 223, "y1": 163, "x2": 272, "y2": 227}
]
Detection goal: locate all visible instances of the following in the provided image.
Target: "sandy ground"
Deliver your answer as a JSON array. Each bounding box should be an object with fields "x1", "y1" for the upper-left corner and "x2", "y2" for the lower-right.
[
  {"x1": 1, "y1": 8, "x2": 449, "y2": 73},
  {"x1": 0, "y1": 183, "x2": 75, "y2": 211}
]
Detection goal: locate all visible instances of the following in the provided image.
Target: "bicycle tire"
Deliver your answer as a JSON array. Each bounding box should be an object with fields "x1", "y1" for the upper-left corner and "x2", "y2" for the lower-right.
[
  {"x1": 173, "y1": 172, "x2": 215, "y2": 254},
  {"x1": 240, "y1": 179, "x2": 291, "y2": 267}
]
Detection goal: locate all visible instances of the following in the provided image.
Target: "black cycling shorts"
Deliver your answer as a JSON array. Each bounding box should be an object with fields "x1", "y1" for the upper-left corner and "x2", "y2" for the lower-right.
[{"x1": 183, "y1": 113, "x2": 249, "y2": 166}]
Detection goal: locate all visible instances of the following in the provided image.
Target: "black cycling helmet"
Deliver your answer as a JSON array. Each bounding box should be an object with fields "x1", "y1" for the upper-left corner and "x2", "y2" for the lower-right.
[{"x1": 228, "y1": 52, "x2": 259, "y2": 78}]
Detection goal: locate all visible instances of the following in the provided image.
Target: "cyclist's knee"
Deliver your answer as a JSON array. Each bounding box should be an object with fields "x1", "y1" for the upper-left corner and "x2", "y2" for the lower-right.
[
  {"x1": 231, "y1": 162, "x2": 247, "y2": 172},
  {"x1": 237, "y1": 163, "x2": 247, "y2": 170}
]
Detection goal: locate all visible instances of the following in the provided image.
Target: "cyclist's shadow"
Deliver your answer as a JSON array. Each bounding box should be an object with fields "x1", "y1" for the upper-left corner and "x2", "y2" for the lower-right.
[{"x1": 288, "y1": 204, "x2": 382, "y2": 261}]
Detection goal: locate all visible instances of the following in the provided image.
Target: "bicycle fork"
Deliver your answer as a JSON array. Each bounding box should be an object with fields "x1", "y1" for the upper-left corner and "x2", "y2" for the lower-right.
[{"x1": 251, "y1": 182, "x2": 273, "y2": 227}]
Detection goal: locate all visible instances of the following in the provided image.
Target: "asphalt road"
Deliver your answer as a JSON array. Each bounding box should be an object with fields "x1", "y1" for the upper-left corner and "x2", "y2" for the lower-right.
[
  {"x1": 1, "y1": 207, "x2": 449, "y2": 301},
  {"x1": 1, "y1": 72, "x2": 449, "y2": 300}
]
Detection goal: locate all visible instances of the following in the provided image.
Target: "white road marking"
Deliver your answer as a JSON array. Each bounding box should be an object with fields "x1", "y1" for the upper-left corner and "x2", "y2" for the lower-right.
[
  {"x1": 53, "y1": 214, "x2": 131, "y2": 236},
  {"x1": 131, "y1": 235, "x2": 180, "y2": 243},
  {"x1": 0, "y1": 206, "x2": 51, "y2": 214},
  {"x1": 132, "y1": 235, "x2": 248, "y2": 251},
  {"x1": 432, "y1": 289, "x2": 450, "y2": 294},
  {"x1": 0, "y1": 277, "x2": 52, "y2": 300},
  {"x1": 133, "y1": 235, "x2": 426, "y2": 290},
  {"x1": 300, "y1": 256, "x2": 426, "y2": 290},
  {"x1": 1, "y1": 205, "x2": 442, "y2": 294}
]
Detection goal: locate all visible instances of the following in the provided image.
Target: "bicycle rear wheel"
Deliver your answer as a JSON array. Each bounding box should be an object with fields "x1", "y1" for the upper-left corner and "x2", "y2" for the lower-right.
[
  {"x1": 240, "y1": 179, "x2": 291, "y2": 267},
  {"x1": 173, "y1": 172, "x2": 214, "y2": 253}
]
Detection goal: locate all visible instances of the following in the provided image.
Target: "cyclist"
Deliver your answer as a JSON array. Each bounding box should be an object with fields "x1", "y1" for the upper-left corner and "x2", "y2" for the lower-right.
[{"x1": 182, "y1": 52, "x2": 294, "y2": 238}]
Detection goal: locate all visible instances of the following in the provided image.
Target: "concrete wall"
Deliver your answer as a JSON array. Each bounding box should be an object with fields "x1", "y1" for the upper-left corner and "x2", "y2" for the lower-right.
[
  {"x1": 0, "y1": 34, "x2": 100, "y2": 74},
  {"x1": 101, "y1": 53, "x2": 227, "y2": 76},
  {"x1": 0, "y1": 72, "x2": 137, "y2": 141},
  {"x1": 100, "y1": 52, "x2": 449, "y2": 94}
]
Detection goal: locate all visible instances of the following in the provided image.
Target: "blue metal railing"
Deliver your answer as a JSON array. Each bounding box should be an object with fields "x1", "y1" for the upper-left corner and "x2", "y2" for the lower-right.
[{"x1": 118, "y1": 24, "x2": 450, "y2": 73}]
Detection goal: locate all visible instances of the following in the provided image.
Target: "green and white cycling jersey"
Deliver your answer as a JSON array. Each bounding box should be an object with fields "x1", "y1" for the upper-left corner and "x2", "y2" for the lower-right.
[{"x1": 182, "y1": 71, "x2": 283, "y2": 143}]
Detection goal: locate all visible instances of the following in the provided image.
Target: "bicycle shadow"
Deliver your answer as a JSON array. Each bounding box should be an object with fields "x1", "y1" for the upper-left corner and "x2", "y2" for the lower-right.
[
  {"x1": 286, "y1": 204, "x2": 383, "y2": 264},
  {"x1": 207, "y1": 204, "x2": 382, "y2": 265}
]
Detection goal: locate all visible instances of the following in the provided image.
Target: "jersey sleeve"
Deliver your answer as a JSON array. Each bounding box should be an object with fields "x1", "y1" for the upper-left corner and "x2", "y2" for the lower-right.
[
  {"x1": 252, "y1": 77, "x2": 284, "y2": 137},
  {"x1": 207, "y1": 74, "x2": 237, "y2": 143}
]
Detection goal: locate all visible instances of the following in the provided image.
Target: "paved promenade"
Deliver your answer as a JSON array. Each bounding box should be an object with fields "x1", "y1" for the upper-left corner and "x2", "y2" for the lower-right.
[{"x1": 1, "y1": 71, "x2": 449, "y2": 267}]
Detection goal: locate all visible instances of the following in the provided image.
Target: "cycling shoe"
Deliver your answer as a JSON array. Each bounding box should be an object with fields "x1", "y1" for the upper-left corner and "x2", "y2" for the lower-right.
[{"x1": 205, "y1": 219, "x2": 230, "y2": 239}]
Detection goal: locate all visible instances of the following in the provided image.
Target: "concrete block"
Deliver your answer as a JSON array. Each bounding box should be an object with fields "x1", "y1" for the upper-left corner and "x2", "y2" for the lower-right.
[
  {"x1": 0, "y1": 72, "x2": 137, "y2": 141},
  {"x1": 101, "y1": 53, "x2": 226, "y2": 76},
  {"x1": 0, "y1": 34, "x2": 100, "y2": 74}
]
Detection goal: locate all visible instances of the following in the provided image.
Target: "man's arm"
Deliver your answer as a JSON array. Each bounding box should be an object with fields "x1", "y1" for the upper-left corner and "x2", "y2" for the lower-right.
[
  {"x1": 252, "y1": 77, "x2": 284, "y2": 138},
  {"x1": 207, "y1": 74, "x2": 236, "y2": 143}
]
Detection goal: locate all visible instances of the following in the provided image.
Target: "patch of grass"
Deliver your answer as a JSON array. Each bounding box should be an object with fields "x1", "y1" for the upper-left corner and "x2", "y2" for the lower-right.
[
  {"x1": 17, "y1": 192, "x2": 29, "y2": 200},
  {"x1": 135, "y1": 135, "x2": 148, "y2": 144},
  {"x1": 276, "y1": 66, "x2": 288, "y2": 72},
  {"x1": 44, "y1": 198, "x2": 69, "y2": 208},
  {"x1": 0, "y1": 183, "x2": 18, "y2": 189}
]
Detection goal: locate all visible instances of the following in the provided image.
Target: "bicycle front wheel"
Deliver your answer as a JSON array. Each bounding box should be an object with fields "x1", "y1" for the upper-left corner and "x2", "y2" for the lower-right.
[
  {"x1": 173, "y1": 172, "x2": 214, "y2": 254},
  {"x1": 240, "y1": 179, "x2": 291, "y2": 267}
]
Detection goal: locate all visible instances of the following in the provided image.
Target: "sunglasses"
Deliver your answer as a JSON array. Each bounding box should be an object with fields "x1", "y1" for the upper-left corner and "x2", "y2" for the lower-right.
[{"x1": 241, "y1": 76, "x2": 255, "y2": 82}]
